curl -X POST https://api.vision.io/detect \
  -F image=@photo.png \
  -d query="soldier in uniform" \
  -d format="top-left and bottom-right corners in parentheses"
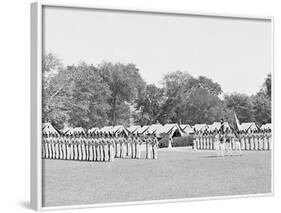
top-left (218, 131), bottom-right (225, 157)
top-left (268, 129), bottom-right (272, 150)
top-left (92, 133), bottom-right (97, 161)
top-left (130, 134), bottom-right (135, 158)
top-left (135, 133), bottom-right (141, 159)
top-left (62, 134), bottom-right (67, 160)
top-left (125, 134), bottom-right (130, 157)
top-left (75, 133), bottom-right (80, 160)
top-left (108, 133), bottom-right (114, 162)
top-left (152, 134), bottom-right (158, 160)
top-left (54, 133), bottom-right (58, 159)
top-left (86, 133), bottom-right (90, 161)
top-left (119, 134), bottom-right (125, 158)
top-left (214, 130), bottom-right (220, 156)
top-left (42, 133), bottom-right (46, 158)
top-left (88, 133), bottom-right (93, 161)
top-left (263, 130), bottom-right (269, 150)
top-left (114, 133), bottom-right (118, 158)
top-left (145, 134), bottom-right (151, 159)
top-left (258, 130), bottom-right (264, 150)
top-left (76, 133), bottom-right (81, 160)
top-left (240, 131), bottom-right (245, 150)
top-left (102, 133), bottom-right (108, 161)
top-left (44, 133), bottom-right (50, 159)
top-left (95, 132), bottom-right (101, 161)
top-left (225, 128), bottom-right (232, 156)
top-left (99, 132), bottom-right (104, 161)
top-left (65, 134), bottom-right (71, 160)
top-left (59, 135), bottom-right (64, 160)
top-left (49, 133), bottom-right (54, 159)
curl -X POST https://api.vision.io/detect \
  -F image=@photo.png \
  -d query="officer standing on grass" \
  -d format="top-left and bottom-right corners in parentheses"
top-left (152, 133), bottom-right (158, 160)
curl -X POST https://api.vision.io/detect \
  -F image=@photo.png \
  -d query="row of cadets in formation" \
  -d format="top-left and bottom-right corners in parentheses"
top-left (42, 131), bottom-right (159, 162)
top-left (193, 128), bottom-right (272, 151)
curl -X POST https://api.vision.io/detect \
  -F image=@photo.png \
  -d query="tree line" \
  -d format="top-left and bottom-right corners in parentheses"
top-left (42, 53), bottom-right (271, 130)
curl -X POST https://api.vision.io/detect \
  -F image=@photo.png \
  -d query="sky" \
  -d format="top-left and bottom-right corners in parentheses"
top-left (42, 6), bottom-right (272, 95)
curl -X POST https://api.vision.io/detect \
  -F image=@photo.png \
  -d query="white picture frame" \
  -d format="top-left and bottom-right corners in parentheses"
top-left (31, 1), bottom-right (274, 211)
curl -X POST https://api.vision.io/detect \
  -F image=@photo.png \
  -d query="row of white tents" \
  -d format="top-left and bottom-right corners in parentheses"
top-left (42, 122), bottom-right (272, 138)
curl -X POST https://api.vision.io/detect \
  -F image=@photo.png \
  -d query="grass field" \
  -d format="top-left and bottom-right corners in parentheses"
top-left (42, 148), bottom-right (271, 207)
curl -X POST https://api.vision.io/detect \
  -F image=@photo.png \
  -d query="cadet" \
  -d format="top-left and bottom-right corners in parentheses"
top-left (126, 134), bottom-right (132, 158)
top-left (65, 134), bottom-right (70, 160)
top-left (44, 133), bottom-right (50, 159)
top-left (49, 133), bottom-right (54, 159)
top-left (59, 135), bottom-right (63, 160)
top-left (74, 134), bottom-right (79, 160)
top-left (92, 133), bottom-right (97, 161)
top-left (152, 134), bottom-right (158, 160)
top-left (225, 129), bottom-right (232, 156)
top-left (95, 133), bottom-right (101, 161)
top-left (99, 132), bottom-right (104, 161)
top-left (136, 134), bottom-right (140, 158)
top-left (145, 134), bottom-right (151, 159)
top-left (108, 133), bottom-right (114, 162)
top-left (42, 133), bottom-right (46, 158)
top-left (88, 133), bottom-right (93, 161)
top-left (218, 131), bottom-right (225, 157)
top-left (214, 130), bottom-right (220, 156)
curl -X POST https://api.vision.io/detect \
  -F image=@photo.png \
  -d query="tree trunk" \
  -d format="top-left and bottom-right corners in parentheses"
top-left (112, 97), bottom-right (117, 126)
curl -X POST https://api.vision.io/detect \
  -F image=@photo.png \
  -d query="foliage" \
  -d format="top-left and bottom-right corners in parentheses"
top-left (223, 93), bottom-right (254, 123)
top-left (42, 53), bottom-right (272, 130)
top-left (97, 62), bottom-right (146, 125)
top-left (158, 136), bottom-right (194, 148)
top-left (134, 84), bottom-right (165, 125)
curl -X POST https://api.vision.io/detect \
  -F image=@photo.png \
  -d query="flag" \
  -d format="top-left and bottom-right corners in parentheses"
top-left (229, 110), bottom-right (240, 138)
top-left (234, 111), bottom-right (240, 132)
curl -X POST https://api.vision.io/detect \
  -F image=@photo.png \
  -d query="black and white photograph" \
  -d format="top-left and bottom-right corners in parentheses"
top-left (39, 4), bottom-right (272, 208)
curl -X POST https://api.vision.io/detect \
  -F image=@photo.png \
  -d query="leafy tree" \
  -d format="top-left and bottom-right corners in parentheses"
top-left (251, 92), bottom-right (271, 126)
top-left (135, 84), bottom-right (165, 125)
top-left (223, 93), bottom-right (254, 122)
top-left (42, 60), bottom-right (111, 129)
top-left (261, 73), bottom-right (271, 99)
top-left (98, 62), bottom-right (146, 125)
top-left (160, 71), bottom-right (222, 124)
top-left (179, 87), bottom-right (223, 125)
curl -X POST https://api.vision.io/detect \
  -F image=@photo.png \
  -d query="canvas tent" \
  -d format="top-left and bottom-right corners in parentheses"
top-left (145, 124), bottom-right (163, 135)
top-left (180, 124), bottom-right (194, 134)
top-left (193, 124), bottom-right (209, 132)
top-left (126, 125), bottom-right (141, 134)
top-left (88, 127), bottom-right (99, 133)
top-left (64, 127), bottom-right (85, 135)
top-left (155, 123), bottom-right (185, 138)
top-left (112, 125), bottom-right (129, 135)
top-left (98, 126), bottom-right (114, 134)
top-left (208, 122), bottom-right (231, 131)
top-left (239, 122), bottom-right (258, 132)
top-left (136, 125), bottom-right (150, 134)
top-left (260, 123), bottom-right (272, 130)
top-left (42, 122), bottom-right (60, 135)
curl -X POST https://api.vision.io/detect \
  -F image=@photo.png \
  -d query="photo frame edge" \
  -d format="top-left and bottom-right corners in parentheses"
top-left (31, 1), bottom-right (275, 211)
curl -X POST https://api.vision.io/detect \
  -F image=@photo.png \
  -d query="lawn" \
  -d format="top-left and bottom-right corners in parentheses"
top-left (42, 148), bottom-right (271, 207)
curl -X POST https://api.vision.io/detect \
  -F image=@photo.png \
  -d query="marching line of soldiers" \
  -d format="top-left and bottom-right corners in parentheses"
top-left (42, 132), bottom-right (159, 162)
top-left (193, 128), bottom-right (272, 152)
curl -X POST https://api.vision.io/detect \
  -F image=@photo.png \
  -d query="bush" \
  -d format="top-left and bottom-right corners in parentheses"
top-left (158, 136), bottom-right (194, 148)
